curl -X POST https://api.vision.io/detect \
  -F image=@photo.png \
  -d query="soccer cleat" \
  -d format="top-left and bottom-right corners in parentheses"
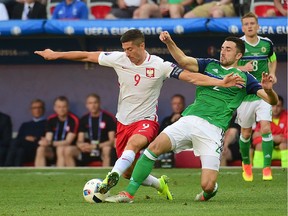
top-left (157, 175), bottom-right (173, 200)
top-left (262, 167), bottom-right (273, 181)
top-left (98, 172), bottom-right (120, 194)
top-left (242, 163), bottom-right (253, 182)
top-left (195, 183), bottom-right (218, 201)
top-left (105, 191), bottom-right (134, 203)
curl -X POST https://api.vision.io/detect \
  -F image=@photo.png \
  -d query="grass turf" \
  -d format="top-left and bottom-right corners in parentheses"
top-left (0, 168), bottom-right (287, 216)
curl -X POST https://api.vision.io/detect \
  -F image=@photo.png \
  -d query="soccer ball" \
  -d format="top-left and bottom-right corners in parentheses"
top-left (83, 178), bottom-right (110, 203)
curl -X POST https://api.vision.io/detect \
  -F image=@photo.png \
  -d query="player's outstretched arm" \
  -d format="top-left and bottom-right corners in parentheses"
top-left (159, 31), bottom-right (198, 72)
top-left (179, 70), bottom-right (245, 87)
top-left (34, 49), bottom-right (101, 63)
top-left (257, 73), bottom-right (278, 105)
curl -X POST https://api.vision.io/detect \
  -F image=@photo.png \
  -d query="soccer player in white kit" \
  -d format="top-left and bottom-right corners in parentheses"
top-left (35, 29), bottom-right (244, 198)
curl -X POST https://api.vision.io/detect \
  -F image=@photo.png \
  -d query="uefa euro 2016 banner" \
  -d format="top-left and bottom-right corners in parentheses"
top-left (0, 18), bottom-right (287, 36)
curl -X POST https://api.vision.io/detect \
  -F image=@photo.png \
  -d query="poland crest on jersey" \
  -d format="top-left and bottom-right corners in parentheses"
top-left (146, 68), bottom-right (155, 78)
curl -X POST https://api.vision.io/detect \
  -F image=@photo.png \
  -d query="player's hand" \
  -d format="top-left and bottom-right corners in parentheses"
top-left (159, 31), bottom-right (173, 45)
top-left (269, 73), bottom-right (277, 84)
top-left (25, 135), bottom-right (36, 142)
top-left (38, 137), bottom-right (50, 146)
top-left (222, 73), bottom-right (245, 88)
top-left (34, 49), bottom-right (57, 60)
top-left (261, 72), bottom-right (274, 91)
top-left (244, 61), bottom-right (253, 72)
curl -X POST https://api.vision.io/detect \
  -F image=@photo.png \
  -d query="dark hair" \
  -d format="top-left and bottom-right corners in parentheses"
top-left (171, 94), bottom-right (185, 103)
top-left (86, 93), bottom-right (101, 102)
top-left (120, 29), bottom-right (145, 46)
top-left (241, 12), bottom-right (258, 24)
top-left (278, 95), bottom-right (284, 104)
top-left (224, 36), bottom-right (245, 56)
top-left (30, 99), bottom-right (45, 112)
top-left (54, 96), bottom-right (69, 105)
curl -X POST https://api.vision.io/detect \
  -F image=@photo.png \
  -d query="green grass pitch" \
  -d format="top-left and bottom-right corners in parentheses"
top-left (0, 168), bottom-right (287, 216)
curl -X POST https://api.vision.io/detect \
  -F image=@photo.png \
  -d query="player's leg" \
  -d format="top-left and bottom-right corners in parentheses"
top-left (195, 166), bottom-right (219, 201)
top-left (190, 118), bottom-right (222, 201)
top-left (105, 117), bottom-right (193, 203)
top-left (105, 133), bottom-right (174, 203)
top-left (257, 101), bottom-right (273, 180)
top-left (237, 101), bottom-right (257, 181)
top-left (279, 142), bottom-right (288, 168)
top-left (99, 120), bottom-right (159, 194)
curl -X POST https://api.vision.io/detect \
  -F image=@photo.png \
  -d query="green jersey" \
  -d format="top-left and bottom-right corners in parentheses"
top-left (182, 58), bottom-right (262, 131)
top-left (238, 36), bottom-right (274, 102)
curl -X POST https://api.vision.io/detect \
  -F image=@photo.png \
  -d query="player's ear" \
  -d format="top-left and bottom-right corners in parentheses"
top-left (236, 52), bottom-right (243, 61)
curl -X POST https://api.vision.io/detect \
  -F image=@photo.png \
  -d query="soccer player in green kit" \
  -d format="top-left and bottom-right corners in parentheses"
top-left (237, 12), bottom-right (277, 181)
top-left (105, 31), bottom-right (278, 203)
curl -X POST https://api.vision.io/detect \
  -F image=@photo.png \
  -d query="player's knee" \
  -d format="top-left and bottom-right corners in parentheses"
top-left (36, 146), bottom-right (45, 155)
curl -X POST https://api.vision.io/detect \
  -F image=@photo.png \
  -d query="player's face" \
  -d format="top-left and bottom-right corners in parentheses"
top-left (272, 100), bottom-right (283, 117)
top-left (171, 97), bottom-right (185, 114)
top-left (86, 96), bottom-right (100, 114)
top-left (30, 102), bottom-right (45, 118)
top-left (122, 41), bottom-right (145, 65)
top-left (242, 17), bottom-right (259, 37)
top-left (220, 41), bottom-right (242, 67)
top-left (54, 100), bottom-right (69, 117)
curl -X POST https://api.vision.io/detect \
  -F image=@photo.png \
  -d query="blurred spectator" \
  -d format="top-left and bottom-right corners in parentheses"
top-left (105, 0), bottom-right (143, 19)
top-left (5, 99), bottom-right (46, 166)
top-left (184, 0), bottom-right (235, 18)
top-left (0, 2), bottom-right (9, 20)
top-left (67, 94), bottom-right (116, 167)
top-left (220, 113), bottom-right (242, 166)
top-left (0, 111), bottom-right (12, 166)
top-left (11, 0), bottom-right (47, 19)
top-left (252, 95), bottom-right (288, 168)
top-left (159, 94), bottom-right (186, 132)
top-left (34, 96), bottom-right (79, 167)
top-left (52, 0), bottom-right (88, 19)
top-left (266, 0), bottom-right (287, 17)
top-left (133, 0), bottom-right (196, 18)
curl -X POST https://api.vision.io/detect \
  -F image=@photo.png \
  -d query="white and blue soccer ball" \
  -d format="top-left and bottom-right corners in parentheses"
top-left (83, 178), bottom-right (110, 203)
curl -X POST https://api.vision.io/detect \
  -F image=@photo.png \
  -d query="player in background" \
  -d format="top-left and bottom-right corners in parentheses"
top-left (104, 32), bottom-right (278, 203)
top-left (237, 12), bottom-right (277, 181)
top-left (252, 95), bottom-right (288, 168)
top-left (35, 29), bottom-right (244, 198)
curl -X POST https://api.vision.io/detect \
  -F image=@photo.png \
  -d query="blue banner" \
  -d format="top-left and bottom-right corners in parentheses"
top-left (44, 18), bottom-right (208, 36)
top-left (0, 18), bottom-right (287, 36)
top-left (0, 20), bottom-right (45, 36)
top-left (207, 17), bottom-right (288, 35)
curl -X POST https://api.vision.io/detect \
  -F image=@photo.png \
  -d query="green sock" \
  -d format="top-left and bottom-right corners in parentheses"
top-left (253, 150), bottom-right (264, 168)
top-left (280, 149), bottom-right (288, 168)
top-left (262, 133), bottom-right (273, 167)
top-left (239, 135), bottom-right (251, 164)
top-left (126, 149), bottom-right (157, 196)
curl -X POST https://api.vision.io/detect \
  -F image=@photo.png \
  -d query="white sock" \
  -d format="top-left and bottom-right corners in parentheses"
top-left (111, 150), bottom-right (135, 176)
top-left (141, 174), bottom-right (160, 190)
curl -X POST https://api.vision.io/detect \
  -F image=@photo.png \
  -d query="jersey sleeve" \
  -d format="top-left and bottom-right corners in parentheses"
top-left (98, 51), bottom-right (122, 67)
top-left (196, 58), bottom-right (218, 74)
top-left (165, 62), bottom-right (184, 79)
top-left (245, 72), bottom-right (262, 95)
top-left (68, 115), bottom-right (79, 134)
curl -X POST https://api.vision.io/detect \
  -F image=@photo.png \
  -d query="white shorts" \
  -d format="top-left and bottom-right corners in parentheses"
top-left (236, 100), bottom-right (272, 128)
top-left (162, 116), bottom-right (224, 171)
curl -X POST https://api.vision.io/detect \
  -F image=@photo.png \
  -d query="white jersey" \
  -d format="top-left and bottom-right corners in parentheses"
top-left (98, 51), bottom-right (178, 125)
